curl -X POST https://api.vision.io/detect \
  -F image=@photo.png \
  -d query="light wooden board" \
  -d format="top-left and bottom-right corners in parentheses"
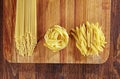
top-left (3, 0), bottom-right (111, 63)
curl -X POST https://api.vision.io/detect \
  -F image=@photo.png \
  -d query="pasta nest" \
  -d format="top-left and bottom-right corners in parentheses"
top-left (71, 22), bottom-right (107, 56)
top-left (44, 25), bottom-right (69, 52)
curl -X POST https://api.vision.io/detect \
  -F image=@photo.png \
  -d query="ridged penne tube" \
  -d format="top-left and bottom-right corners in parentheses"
top-left (71, 22), bottom-right (106, 56)
top-left (15, 0), bottom-right (37, 56)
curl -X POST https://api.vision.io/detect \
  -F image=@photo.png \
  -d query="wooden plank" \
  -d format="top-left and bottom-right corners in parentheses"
top-left (3, 0), bottom-right (111, 63)
top-left (19, 64), bottom-right (35, 79)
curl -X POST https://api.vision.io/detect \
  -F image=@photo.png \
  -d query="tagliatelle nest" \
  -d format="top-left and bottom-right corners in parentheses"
top-left (44, 25), bottom-right (69, 52)
top-left (71, 22), bottom-right (107, 56)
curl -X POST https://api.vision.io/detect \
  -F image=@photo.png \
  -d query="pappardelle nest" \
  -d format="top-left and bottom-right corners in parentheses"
top-left (44, 25), bottom-right (69, 52)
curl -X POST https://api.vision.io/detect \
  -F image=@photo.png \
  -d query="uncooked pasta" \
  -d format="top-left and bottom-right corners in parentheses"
top-left (71, 22), bottom-right (106, 56)
top-left (15, 0), bottom-right (37, 56)
top-left (44, 25), bottom-right (69, 52)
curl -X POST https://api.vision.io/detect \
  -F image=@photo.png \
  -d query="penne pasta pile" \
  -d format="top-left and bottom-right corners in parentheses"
top-left (44, 25), bottom-right (69, 52)
top-left (71, 22), bottom-right (106, 56)
top-left (15, 0), bottom-right (37, 56)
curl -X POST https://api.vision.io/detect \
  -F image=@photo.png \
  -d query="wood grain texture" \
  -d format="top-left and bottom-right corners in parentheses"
top-left (0, 0), bottom-right (120, 78)
top-left (3, 0), bottom-right (111, 64)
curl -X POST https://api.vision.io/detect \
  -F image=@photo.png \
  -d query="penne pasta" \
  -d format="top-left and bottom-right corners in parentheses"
top-left (71, 22), bottom-right (106, 56)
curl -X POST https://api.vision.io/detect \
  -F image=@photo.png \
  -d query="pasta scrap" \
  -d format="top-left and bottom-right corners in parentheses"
top-left (71, 22), bottom-right (106, 56)
top-left (44, 25), bottom-right (69, 52)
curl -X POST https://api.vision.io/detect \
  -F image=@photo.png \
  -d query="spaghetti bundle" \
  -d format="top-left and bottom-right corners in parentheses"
top-left (71, 22), bottom-right (106, 56)
top-left (44, 25), bottom-right (69, 52)
top-left (15, 0), bottom-right (37, 56)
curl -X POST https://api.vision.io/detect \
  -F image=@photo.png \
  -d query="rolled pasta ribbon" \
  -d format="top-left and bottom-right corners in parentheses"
top-left (71, 22), bottom-right (106, 56)
top-left (44, 25), bottom-right (69, 52)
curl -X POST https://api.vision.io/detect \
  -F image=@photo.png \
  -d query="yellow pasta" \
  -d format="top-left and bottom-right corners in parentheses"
top-left (71, 22), bottom-right (106, 56)
top-left (44, 25), bottom-right (69, 52)
top-left (15, 0), bottom-right (37, 56)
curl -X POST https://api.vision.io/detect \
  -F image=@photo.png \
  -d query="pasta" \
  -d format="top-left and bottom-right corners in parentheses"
top-left (71, 22), bottom-right (106, 56)
top-left (15, 0), bottom-right (37, 56)
top-left (44, 25), bottom-right (69, 52)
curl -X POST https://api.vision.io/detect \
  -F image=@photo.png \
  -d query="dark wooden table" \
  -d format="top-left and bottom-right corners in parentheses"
top-left (0, 0), bottom-right (120, 79)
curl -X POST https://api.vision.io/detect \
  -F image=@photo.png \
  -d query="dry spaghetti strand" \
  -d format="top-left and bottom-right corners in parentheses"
top-left (15, 0), bottom-right (37, 56)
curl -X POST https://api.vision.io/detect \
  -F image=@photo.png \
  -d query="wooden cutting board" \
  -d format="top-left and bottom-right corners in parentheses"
top-left (3, 0), bottom-right (111, 63)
